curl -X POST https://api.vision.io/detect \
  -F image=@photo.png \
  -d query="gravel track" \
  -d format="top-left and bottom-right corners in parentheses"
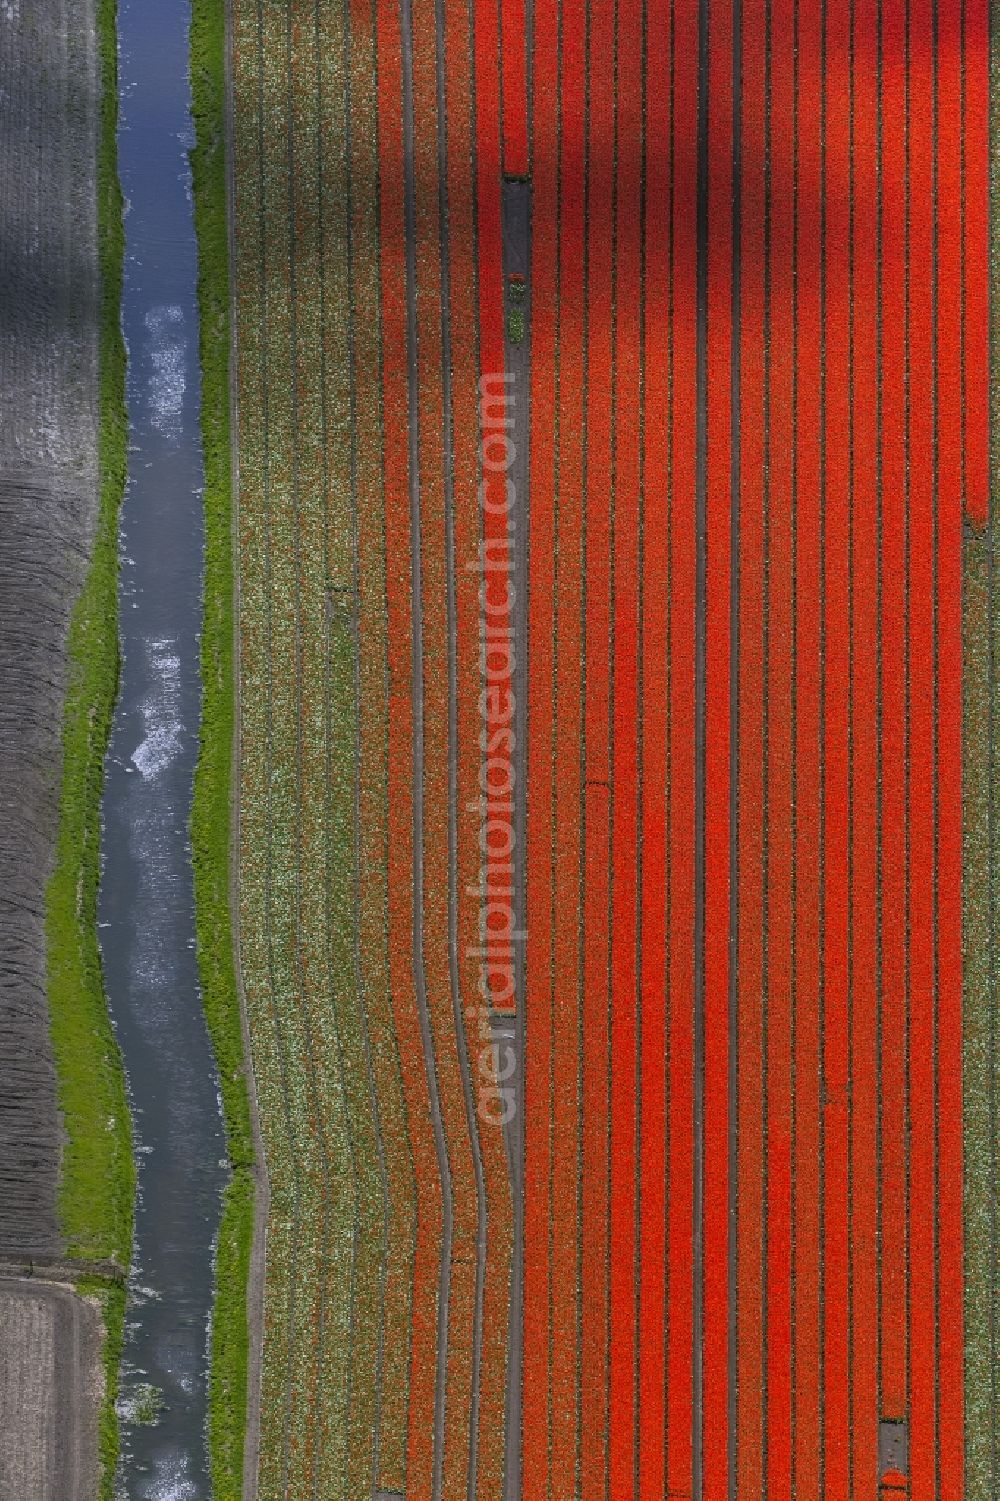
top-left (0, 0), bottom-right (99, 1257)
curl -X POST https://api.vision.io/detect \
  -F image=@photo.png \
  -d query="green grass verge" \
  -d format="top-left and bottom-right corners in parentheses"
top-left (190, 0), bottom-right (257, 1494)
top-left (45, 0), bottom-right (132, 1268)
top-left (76, 1277), bottom-right (127, 1501)
top-left (45, 7), bottom-right (133, 1495)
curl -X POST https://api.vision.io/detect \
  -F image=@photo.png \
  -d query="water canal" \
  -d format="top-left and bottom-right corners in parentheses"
top-left (98, 0), bottom-right (227, 1493)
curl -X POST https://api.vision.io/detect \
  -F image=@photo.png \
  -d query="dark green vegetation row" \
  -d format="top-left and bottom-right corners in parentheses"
top-left (190, 0), bottom-right (257, 1494)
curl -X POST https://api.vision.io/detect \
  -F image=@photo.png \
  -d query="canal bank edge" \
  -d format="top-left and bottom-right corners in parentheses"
top-left (190, 0), bottom-right (262, 1496)
top-left (44, 0), bottom-right (133, 1491)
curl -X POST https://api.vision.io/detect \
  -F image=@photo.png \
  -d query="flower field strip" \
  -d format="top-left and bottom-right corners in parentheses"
top-left (822, 0), bottom-right (853, 1480)
top-left (347, 0), bottom-right (420, 1483)
top-left (763, 0), bottom-right (796, 1480)
top-left (964, 67), bottom-right (1000, 1478)
top-left (233, 0), bottom-right (357, 1494)
top-left (233, 0), bottom-right (444, 1493)
top-left (882, 0), bottom-right (970, 1483)
top-left (638, 0), bottom-right (670, 1486)
top-left (289, 4), bottom-right (358, 1486)
top-left (920, 0), bottom-right (972, 1475)
top-left (550, 0), bottom-right (587, 1487)
top-left (934, 6), bottom-right (970, 1482)
top-left (666, 0), bottom-right (699, 1484)
top-left (964, 0), bottom-right (989, 531)
top-left (879, 0), bottom-right (909, 1426)
top-left (234, 9), bottom-right (341, 1497)
top-left (580, 0), bottom-right (614, 1481)
top-left (725, 1), bottom-right (975, 1485)
top-left (432, 0), bottom-right (518, 1478)
top-left (471, 56), bottom-right (514, 1450)
top-left (288, 0), bottom-right (374, 1489)
top-left (316, 0), bottom-right (396, 1487)
top-left (523, 0), bottom-right (558, 1488)
top-left (791, 0), bottom-right (823, 1488)
top-left (937, 0), bottom-right (975, 1478)
top-left (701, 0), bottom-right (734, 1488)
top-left (376, 0), bottom-right (445, 1481)
top-left (446, 0), bottom-right (515, 1482)
top-left (452, 0), bottom-right (516, 1477)
top-left (500, 0), bottom-right (528, 174)
top-left (474, 0), bottom-right (512, 758)
top-left (224, 0), bottom-right (986, 1490)
top-left (848, 0), bottom-right (881, 1481)
top-left (410, 0), bottom-right (483, 1488)
top-left (608, 0), bottom-right (643, 1478)
top-left (735, 0), bottom-right (766, 1482)
top-left (469, 15), bottom-right (517, 1492)
top-left (302, 4), bottom-right (386, 1485)
top-left (231, 10), bottom-right (307, 1491)
top-left (907, 0), bottom-right (939, 1484)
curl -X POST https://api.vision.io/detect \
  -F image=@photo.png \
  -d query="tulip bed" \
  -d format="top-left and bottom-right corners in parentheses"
top-left (450, 0), bottom-right (514, 1493)
top-left (224, 0), bottom-right (987, 1494)
top-left (230, 0), bottom-right (516, 1495)
top-left (410, 0), bottom-right (481, 1494)
top-left (349, 0), bottom-right (420, 1485)
top-left (518, 0), bottom-right (980, 1497)
top-left (232, 3), bottom-right (357, 1495)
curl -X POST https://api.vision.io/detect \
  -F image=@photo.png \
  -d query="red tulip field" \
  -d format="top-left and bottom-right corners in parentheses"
top-left (228, 0), bottom-right (997, 1493)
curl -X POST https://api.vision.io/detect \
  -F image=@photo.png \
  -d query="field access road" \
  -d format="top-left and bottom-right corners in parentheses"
top-left (0, 1279), bottom-right (101, 1501)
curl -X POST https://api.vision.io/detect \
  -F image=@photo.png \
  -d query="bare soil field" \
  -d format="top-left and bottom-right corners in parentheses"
top-left (0, 1278), bottom-right (102, 1501)
top-left (0, 0), bottom-right (100, 1252)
